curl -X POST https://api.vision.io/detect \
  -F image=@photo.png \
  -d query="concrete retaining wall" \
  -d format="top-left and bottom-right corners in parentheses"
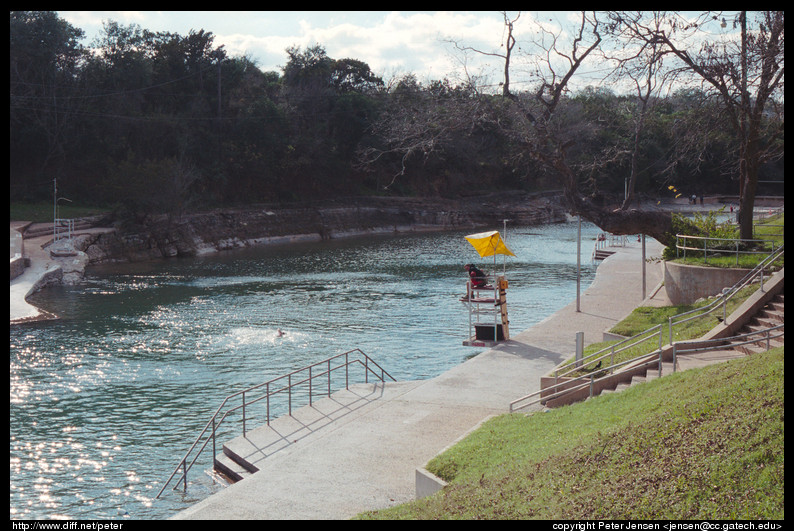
top-left (415, 468), bottom-right (448, 499)
top-left (664, 261), bottom-right (750, 305)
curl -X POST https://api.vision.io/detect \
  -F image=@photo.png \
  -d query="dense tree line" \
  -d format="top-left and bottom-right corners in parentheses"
top-left (10, 11), bottom-right (783, 223)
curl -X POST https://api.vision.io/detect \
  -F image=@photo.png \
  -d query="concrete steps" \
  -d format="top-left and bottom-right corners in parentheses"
top-left (594, 292), bottom-right (783, 398)
top-left (212, 381), bottom-right (423, 484)
top-left (729, 293), bottom-right (784, 355)
top-left (593, 249), bottom-right (616, 261)
top-left (599, 363), bottom-right (675, 395)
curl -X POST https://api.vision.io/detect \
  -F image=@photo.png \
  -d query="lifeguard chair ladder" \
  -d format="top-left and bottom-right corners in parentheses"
top-left (462, 275), bottom-right (509, 347)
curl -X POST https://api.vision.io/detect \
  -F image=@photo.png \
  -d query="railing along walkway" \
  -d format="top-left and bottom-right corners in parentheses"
top-left (510, 245), bottom-right (783, 412)
top-left (157, 348), bottom-right (395, 499)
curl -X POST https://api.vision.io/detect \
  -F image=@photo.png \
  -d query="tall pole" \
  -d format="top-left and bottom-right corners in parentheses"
top-left (502, 219), bottom-right (510, 276)
top-left (641, 234), bottom-right (646, 300)
top-left (53, 178), bottom-right (57, 241)
top-left (576, 215), bottom-right (581, 312)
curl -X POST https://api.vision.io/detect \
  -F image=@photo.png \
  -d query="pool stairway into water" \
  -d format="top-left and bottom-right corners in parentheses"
top-left (158, 349), bottom-right (397, 498)
top-left (214, 381), bottom-right (423, 483)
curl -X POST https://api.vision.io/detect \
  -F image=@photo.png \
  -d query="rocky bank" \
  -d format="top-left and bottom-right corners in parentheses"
top-left (80, 192), bottom-right (568, 264)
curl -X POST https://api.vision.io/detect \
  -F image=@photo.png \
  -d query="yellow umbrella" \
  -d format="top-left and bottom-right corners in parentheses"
top-left (464, 230), bottom-right (515, 258)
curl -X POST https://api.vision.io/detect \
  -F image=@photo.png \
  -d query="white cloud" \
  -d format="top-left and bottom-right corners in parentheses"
top-left (57, 11), bottom-right (617, 89)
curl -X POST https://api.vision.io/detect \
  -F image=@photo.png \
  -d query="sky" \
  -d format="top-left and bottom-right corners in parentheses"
top-left (57, 11), bottom-right (588, 89)
top-left (57, 11), bottom-right (744, 95)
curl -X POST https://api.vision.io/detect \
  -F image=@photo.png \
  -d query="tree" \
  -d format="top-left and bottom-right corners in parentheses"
top-left (448, 11), bottom-right (521, 98)
top-left (609, 11), bottom-right (785, 240)
top-left (468, 11), bottom-right (681, 243)
top-left (10, 11), bottom-right (86, 198)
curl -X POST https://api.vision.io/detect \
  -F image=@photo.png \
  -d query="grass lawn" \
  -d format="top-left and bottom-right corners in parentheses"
top-left (10, 201), bottom-right (111, 223)
top-left (356, 253), bottom-right (784, 520)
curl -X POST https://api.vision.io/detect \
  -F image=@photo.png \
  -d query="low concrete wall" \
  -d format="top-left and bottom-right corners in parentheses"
top-left (664, 261), bottom-right (750, 305)
top-left (10, 256), bottom-right (26, 281)
top-left (415, 414), bottom-right (496, 500)
top-left (415, 468), bottom-right (447, 499)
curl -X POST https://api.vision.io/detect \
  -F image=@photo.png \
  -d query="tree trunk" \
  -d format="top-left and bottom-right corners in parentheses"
top-left (569, 193), bottom-right (676, 248)
top-left (737, 128), bottom-right (761, 240)
top-left (553, 153), bottom-right (678, 247)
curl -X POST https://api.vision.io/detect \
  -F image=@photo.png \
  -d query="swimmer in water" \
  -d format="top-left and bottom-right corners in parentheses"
top-left (276, 328), bottom-right (285, 337)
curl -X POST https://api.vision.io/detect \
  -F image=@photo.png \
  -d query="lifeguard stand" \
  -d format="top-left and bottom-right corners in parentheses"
top-left (461, 230), bottom-right (515, 347)
top-left (462, 274), bottom-right (509, 347)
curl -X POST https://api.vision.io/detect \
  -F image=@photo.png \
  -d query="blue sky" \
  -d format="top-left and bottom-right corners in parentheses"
top-left (58, 11), bottom-right (578, 86)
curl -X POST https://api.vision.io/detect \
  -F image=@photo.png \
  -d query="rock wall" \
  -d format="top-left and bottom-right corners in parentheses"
top-left (82, 192), bottom-right (568, 264)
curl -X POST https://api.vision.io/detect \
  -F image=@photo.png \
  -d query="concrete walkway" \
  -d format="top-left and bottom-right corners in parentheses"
top-left (10, 225), bottom-right (60, 323)
top-left (173, 239), bottom-right (668, 520)
top-left (10, 223), bottom-right (115, 324)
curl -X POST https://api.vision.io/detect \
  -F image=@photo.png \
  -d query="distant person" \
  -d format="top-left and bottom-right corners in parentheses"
top-left (464, 264), bottom-right (487, 288)
top-left (276, 328), bottom-right (285, 338)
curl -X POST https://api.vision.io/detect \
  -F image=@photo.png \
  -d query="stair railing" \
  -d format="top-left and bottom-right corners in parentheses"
top-left (551, 325), bottom-right (664, 383)
top-left (156, 348), bottom-right (395, 499)
top-left (510, 347), bottom-right (667, 412)
top-left (512, 245), bottom-right (783, 413)
top-left (672, 324), bottom-right (784, 366)
top-left (510, 321), bottom-right (783, 413)
top-left (667, 244), bottom-right (783, 342)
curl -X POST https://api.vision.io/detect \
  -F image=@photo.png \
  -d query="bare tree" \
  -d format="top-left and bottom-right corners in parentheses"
top-left (447, 11), bottom-right (521, 98)
top-left (602, 14), bottom-right (669, 210)
top-left (609, 11), bottom-right (785, 240)
top-left (496, 12), bottom-right (679, 242)
top-left (361, 12), bottom-right (746, 246)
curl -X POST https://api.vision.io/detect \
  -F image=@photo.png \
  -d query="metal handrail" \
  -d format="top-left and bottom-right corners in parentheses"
top-left (510, 323), bottom-right (784, 413)
top-left (552, 324), bottom-right (664, 382)
top-left (552, 245), bottom-right (783, 381)
top-left (510, 347), bottom-right (667, 412)
top-left (673, 324), bottom-right (784, 363)
top-left (54, 218), bottom-right (74, 242)
top-left (156, 348), bottom-right (395, 499)
top-left (676, 233), bottom-right (778, 264)
top-left (516, 245), bottom-right (784, 412)
top-left (667, 245), bottom-right (783, 342)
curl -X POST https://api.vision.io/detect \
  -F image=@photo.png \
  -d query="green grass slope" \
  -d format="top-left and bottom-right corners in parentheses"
top-left (358, 347), bottom-right (784, 520)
